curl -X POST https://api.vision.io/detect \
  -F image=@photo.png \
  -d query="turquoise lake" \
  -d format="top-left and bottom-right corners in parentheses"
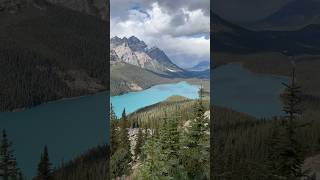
top-left (212, 63), bottom-right (289, 118)
top-left (0, 92), bottom-right (108, 179)
top-left (110, 81), bottom-right (200, 117)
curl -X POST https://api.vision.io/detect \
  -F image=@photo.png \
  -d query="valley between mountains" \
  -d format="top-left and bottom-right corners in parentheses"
top-left (110, 36), bottom-right (209, 96)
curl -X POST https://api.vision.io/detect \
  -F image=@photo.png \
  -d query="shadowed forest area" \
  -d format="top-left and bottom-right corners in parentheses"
top-left (211, 68), bottom-right (320, 180)
top-left (0, 0), bottom-right (109, 112)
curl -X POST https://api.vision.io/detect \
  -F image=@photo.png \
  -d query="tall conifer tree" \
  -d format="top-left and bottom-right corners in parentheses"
top-left (110, 104), bottom-right (118, 155)
top-left (181, 86), bottom-right (209, 179)
top-left (36, 146), bottom-right (52, 180)
top-left (267, 67), bottom-right (307, 180)
top-left (159, 114), bottom-right (187, 179)
top-left (0, 130), bottom-right (21, 180)
top-left (119, 109), bottom-right (130, 152)
top-left (134, 136), bottom-right (166, 180)
top-left (280, 67), bottom-right (305, 179)
top-left (110, 108), bottom-right (132, 178)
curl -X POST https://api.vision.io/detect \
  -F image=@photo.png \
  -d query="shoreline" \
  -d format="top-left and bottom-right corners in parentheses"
top-left (1, 90), bottom-right (109, 113)
top-left (214, 62), bottom-right (290, 80)
top-left (110, 78), bottom-right (208, 97)
top-left (110, 80), bottom-right (203, 98)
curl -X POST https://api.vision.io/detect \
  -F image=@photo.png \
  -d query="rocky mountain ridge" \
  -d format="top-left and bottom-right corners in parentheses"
top-left (111, 36), bottom-right (184, 74)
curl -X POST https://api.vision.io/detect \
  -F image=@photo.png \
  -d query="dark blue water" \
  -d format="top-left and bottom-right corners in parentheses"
top-left (0, 92), bottom-right (108, 179)
top-left (212, 63), bottom-right (289, 118)
top-left (110, 81), bottom-right (199, 117)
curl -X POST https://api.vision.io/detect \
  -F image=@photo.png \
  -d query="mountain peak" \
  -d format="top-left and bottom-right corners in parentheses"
top-left (128, 36), bottom-right (140, 41)
top-left (126, 36), bottom-right (147, 52)
top-left (147, 46), bottom-right (182, 71)
top-left (149, 46), bottom-right (160, 51)
top-left (111, 36), bottom-right (125, 47)
top-left (111, 36), bottom-right (121, 40)
top-left (110, 36), bottom-right (183, 73)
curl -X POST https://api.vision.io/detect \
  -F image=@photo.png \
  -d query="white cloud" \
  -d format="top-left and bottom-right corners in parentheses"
top-left (111, 2), bottom-right (210, 68)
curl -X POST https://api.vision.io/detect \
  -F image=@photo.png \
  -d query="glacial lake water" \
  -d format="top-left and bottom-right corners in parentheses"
top-left (110, 81), bottom-right (200, 117)
top-left (212, 63), bottom-right (289, 118)
top-left (0, 92), bottom-right (109, 179)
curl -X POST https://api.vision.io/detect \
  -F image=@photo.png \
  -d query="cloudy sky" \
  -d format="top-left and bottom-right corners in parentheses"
top-left (110, 0), bottom-right (210, 68)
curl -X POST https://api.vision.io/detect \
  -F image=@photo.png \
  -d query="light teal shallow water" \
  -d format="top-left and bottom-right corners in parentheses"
top-left (212, 63), bottom-right (289, 118)
top-left (110, 81), bottom-right (200, 117)
top-left (0, 92), bottom-right (108, 179)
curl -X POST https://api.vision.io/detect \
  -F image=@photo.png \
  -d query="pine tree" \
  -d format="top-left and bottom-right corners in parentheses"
top-left (119, 109), bottom-right (131, 152)
top-left (110, 104), bottom-right (118, 155)
top-left (110, 147), bottom-right (132, 178)
top-left (0, 130), bottom-right (10, 180)
top-left (110, 108), bottom-right (132, 178)
top-left (0, 130), bottom-right (22, 180)
top-left (36, 146), bottom-right (52, 180)
top-left (267, 67), bottom-right (307, 180)
top-left (279, 67), bottom-right (305, 179)
top-left (159, 114), bottom-right (187, 179)
top-left (134, 136), bottom-right (166, 180)
top-left (181, 86), bottom-right (209, 180)
top-left (10, 156), bottom-right (20, 180)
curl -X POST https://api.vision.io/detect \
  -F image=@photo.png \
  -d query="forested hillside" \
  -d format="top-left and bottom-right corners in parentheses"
top-left (211, 70), bottom-right (320, 179)
top-left (0, 1), bottom-right (108, 111)
top-left (110, 62), bottom-right (176, 96)
top-left (52, 145), bottom-right (109, 180)
top-left (110, 89), bottom-right (210, 179)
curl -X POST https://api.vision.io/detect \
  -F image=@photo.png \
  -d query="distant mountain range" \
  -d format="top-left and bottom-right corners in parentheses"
top-left (249, 0), bottom-right (320, 30)
top-left (187, 61), bottom-right (210, 71)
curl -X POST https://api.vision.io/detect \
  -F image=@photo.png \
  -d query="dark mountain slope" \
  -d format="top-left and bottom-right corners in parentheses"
top-left (45, 0), bottom-right (108, 19)
top-left (0, 2), bottom-right (108, 111)
top-left (213, 11), bottom-right (320, 55)
top-left (146, 46), bottom-right (184, 71)
top-left (110, 62), bottom-right (176, 95)
top-left (251, 0), bottom-right (320, 30)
